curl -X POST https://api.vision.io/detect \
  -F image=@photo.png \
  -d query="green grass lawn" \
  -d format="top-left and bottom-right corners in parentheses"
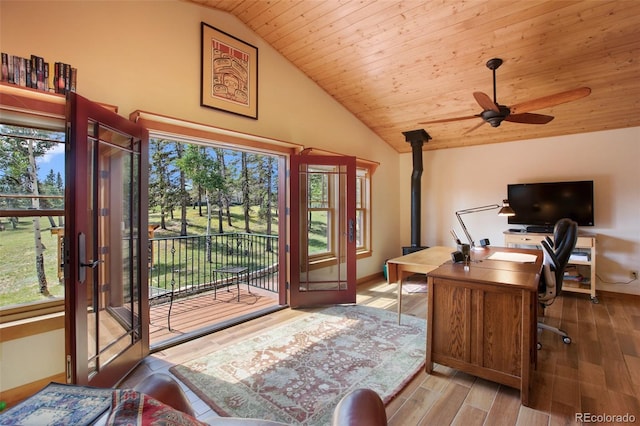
top-left (1, 206), bottom-right (282, 308)
top-left (0, 217), bottom-right (64, 306)
top-left (1, 204), bottom-right (332, 308)
top-left (149, 205), bottom-right (278, 238)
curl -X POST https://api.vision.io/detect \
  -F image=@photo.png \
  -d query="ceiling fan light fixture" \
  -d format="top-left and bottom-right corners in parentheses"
top-left (480, 106), bottom-right (511, 127)
top-left (418, 59), bottom-right (590, 133)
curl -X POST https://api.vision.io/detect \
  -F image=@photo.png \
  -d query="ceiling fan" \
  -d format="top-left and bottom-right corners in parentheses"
top-left (420, 58), bottom-right (591, 133)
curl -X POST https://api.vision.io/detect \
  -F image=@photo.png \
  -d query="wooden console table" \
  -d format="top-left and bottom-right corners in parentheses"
top-left (504, 230), bottom-right (597, 303)
top-left (425, 246), bottom-right (542, 406)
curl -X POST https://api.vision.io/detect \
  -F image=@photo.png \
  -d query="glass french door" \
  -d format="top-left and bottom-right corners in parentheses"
top-left (65, 92), bottom-right (149, 387)
top-left (289, 155), bottom-right (356, 308)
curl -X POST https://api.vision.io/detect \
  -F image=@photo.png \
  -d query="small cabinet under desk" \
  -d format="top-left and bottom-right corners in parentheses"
top-left (504, 231), bottom-right (598, 303)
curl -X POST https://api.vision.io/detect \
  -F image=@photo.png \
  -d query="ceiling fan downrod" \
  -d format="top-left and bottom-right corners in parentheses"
top-left (483, 58), bottom-right (508, 126)
top-left (486, 58), bottom-right (503, 104)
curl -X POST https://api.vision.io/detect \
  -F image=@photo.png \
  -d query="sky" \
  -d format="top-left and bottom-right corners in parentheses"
top-left (38, 143), bottom-right (65, 181)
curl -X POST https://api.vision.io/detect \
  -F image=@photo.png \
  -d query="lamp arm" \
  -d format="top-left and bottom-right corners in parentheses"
top-left (455, 204), bottom-right (500, 247)
top-left (455, 204), bottom-right (500, 215)
top-left (455, 211), bottom-right (475, 247)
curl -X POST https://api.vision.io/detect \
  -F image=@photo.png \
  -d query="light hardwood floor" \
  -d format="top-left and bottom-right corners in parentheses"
top-left (122, 278), bottom-right (640, 425)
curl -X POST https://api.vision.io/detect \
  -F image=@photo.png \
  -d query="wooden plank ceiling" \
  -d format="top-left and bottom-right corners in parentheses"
top-left (189, 0), bottom-right (640, 153)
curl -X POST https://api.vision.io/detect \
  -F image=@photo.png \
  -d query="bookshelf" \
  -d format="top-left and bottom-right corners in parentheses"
top-left (1, 52), bottom-right (76, 95)
top-left (504, 231), bottom-right (598, 303)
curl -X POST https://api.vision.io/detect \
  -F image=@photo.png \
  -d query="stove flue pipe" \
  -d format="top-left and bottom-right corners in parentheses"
top-left (402, 129), bottom-right (431, 248)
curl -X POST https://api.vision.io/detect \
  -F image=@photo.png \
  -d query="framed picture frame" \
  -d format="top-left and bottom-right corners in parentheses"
top-left (201, 22), bottom-right (258, 119)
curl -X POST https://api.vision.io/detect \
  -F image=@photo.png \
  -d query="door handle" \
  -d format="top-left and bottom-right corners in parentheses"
top-left (78, 233), bottom-right (102, 283)
top-left (348, 219), bottom-right (355, 243)
top-left (80, 260), bottom-right (102, 268)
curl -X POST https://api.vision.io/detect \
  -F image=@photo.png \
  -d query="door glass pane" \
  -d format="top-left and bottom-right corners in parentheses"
top-left (87, 121), bottom-right (141, 378)
top-left (355, 209), bottom-right (364, 248)
top-left (307, 169), bottom-right (329, 255)
top-left (297, 163), bottom-right (348, 292)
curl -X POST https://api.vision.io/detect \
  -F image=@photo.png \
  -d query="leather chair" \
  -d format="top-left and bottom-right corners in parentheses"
top-left (133, 373), bottom-right (388, 426)
top-left (537, 218), bottom-right (578, 349)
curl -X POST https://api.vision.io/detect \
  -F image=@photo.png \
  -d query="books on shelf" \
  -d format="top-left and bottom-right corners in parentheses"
top-left (569, 252), bottom-right (590, 262)
top-left (564, 265), bottom-right (583, 281)
top-left (0, 51), bottom-right (77, 94)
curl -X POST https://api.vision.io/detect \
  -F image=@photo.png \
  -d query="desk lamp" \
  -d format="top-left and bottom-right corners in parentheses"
top-left (456, 199), bottom-right (515, 250)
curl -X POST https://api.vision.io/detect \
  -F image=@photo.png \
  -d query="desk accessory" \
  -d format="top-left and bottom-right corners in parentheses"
top-left (451, 251), bottom-right (465, 263)
top-left (456, 199), bottom-right (514, 250)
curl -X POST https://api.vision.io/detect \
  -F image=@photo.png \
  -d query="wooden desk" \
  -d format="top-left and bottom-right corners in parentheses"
top-left (386, 246), bottom-right (454, 323)
top-left (425, 247), bottom-right (542, 407)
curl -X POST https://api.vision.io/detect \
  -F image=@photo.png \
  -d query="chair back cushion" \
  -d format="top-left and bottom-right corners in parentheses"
top-left (539, 218), bottom-right (578, 304)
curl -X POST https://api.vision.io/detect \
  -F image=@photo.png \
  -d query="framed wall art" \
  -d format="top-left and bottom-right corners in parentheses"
top-left (201, 22), bottom-right (258, 119)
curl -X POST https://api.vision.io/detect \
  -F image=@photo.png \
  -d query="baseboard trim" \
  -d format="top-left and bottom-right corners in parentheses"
top-left (357, 271), bottom-right (385, 285)
top-left (597, 290), bottom-right (640, 301)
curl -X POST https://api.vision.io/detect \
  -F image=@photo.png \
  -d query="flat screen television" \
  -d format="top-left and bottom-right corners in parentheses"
top-left (507, 180), bottom-right (594, 232)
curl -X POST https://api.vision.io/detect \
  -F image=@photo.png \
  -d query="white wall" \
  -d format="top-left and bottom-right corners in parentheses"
top-left (399, 127), bottom-right (640, 295)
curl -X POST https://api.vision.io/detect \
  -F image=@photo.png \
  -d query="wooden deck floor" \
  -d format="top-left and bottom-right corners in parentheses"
top-left (150, 286), bottom-right (281, 347)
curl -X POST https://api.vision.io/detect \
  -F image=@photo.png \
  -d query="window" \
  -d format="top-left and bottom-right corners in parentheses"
top-left (355, 167), bottom-right (371, 257)
top-left (307, 165), bottom-right (372, 266)
top-left (0, 123), bottom-right (66, 320)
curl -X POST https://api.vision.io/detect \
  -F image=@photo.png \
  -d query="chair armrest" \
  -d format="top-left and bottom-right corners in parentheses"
top-left (332, 388), bottom-right (387, 426)
top-left (132, 376), bottom-right (387, 426)
top-left (133, 373), bottom-right (196, 418)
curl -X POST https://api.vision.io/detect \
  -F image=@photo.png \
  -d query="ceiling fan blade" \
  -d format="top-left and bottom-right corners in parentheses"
top-left (419, 115), bottom-right (479, 124)
top-left (473, 92), bottom-right (499, 112)
top-left (509, 87), bottom-right (591, 114)
top-left (464, 120), bottom-right (486, 134)
top-left (505, 112), bottom-right (555, 124)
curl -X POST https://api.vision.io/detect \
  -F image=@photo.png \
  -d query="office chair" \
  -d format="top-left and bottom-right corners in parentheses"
top-left (537, 218), bottom-right (578, 349)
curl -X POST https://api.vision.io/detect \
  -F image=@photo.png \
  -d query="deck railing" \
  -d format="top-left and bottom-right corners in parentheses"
top-left (148, 232), bottom-right (279, 304)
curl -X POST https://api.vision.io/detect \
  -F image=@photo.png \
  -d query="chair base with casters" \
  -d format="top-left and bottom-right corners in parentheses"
top-left (537, 322), bottom-right (571, 350)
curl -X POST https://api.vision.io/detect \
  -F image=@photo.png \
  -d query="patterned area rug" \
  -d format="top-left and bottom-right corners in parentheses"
top-left (170, 305), bottom-right (426, 425)
top-left (0, 382), bottom-right (112, 426)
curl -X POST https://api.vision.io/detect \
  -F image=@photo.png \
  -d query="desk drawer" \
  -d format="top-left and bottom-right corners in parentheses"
top-left (504, 234), bottom-right (545, 246)
top-left (504, 233), bottom-right (595, 249)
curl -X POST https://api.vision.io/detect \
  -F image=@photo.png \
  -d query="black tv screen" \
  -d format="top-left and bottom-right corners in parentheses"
top-left (507, 180), bottom-right (594, 228)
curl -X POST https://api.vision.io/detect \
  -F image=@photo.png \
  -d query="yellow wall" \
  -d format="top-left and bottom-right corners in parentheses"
top-left (0, 0), bottom-right (401, 396)
top-left (1, 330), bottom-right (65, 390)
top-left (0, 0), bottom-right (402, 280)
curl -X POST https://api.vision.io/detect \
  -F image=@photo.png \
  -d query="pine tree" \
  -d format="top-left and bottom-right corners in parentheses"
top-left (149, 139), bottom-right (179, 230)
top-left (175, 145), bottom-right (224, 261)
